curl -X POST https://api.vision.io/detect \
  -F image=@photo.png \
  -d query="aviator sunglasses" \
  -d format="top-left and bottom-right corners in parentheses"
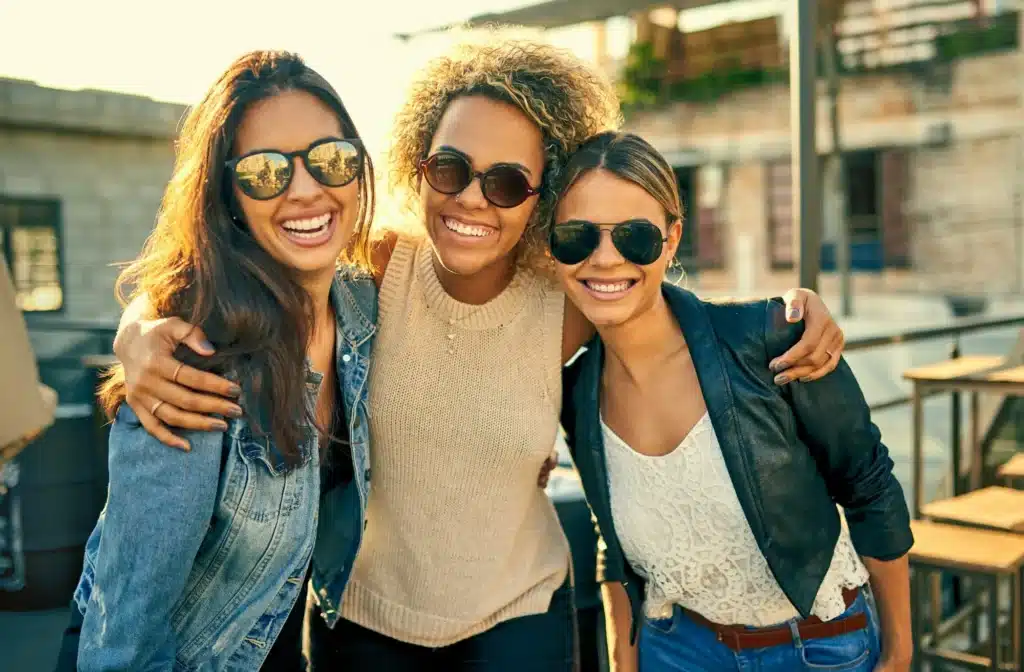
top-left (549, 219), bottom-right (670, 266)
top-left (226, 138), bottom-right (364, 201)
top-left (419, 151), bottom-right (541, 208)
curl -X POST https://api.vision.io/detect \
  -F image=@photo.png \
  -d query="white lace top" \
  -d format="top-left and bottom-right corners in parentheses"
top-left (603, 412), bottom-right (869, 626)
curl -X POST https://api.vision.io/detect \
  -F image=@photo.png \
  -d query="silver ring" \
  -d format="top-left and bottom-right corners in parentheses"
top-left (151, 400), bottom-right (165, 417)
top-left (172, 362), bottom-right (185, 384)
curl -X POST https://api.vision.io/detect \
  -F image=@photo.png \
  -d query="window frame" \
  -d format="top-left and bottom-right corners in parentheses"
top-left (0, 196), bottom-right (66, 315)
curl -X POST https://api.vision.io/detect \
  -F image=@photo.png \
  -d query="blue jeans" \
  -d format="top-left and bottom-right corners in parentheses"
top-left (639, 591), bottom-right (882, 671)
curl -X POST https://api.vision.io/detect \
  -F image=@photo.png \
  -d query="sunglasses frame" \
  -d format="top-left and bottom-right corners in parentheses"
top-left (549, 219), bottom-right (670, 266)
top-left (419, 151), bottom-right (541, 209)
top-left (225, 137), bottom-right (364, 201)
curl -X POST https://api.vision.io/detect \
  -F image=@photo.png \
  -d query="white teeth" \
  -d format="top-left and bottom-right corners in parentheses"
top-left (444, 217), bottom-right (493, 238)
top-left (282, 213), bottom-right (331, 232)
top-left (585, 280), bottom-right (632, 293)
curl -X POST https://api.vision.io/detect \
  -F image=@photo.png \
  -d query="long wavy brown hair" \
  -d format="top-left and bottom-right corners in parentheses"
top-left (100, 50), bottom-right (375, 465)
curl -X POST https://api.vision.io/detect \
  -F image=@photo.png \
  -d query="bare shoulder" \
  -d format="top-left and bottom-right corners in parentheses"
top-left (369, 231), bottom-right (400, 290)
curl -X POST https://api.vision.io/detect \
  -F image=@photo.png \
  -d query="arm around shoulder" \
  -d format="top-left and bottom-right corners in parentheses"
top-left (763, 300), bottom-right (913, 561)
top-left (77, 403), bottom-right (225, 670)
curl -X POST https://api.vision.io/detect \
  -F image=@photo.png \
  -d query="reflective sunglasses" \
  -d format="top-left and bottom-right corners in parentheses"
top-left (419, 151), bottom-right (541, 208)
top-left (549, 219), bottom-right (669, 266)
top-left (226, 138), bottom-right (363, 201)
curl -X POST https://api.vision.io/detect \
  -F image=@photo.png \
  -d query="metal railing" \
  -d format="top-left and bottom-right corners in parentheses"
top-left (847, 311), bottom-right (1024, 500)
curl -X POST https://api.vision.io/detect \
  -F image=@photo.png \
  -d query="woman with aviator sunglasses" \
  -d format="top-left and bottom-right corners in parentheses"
top-left (53, 51), bottom-right (379, 670)
top-left (106, 40), bottom-right (847, 670)
top-left (555, 132), bottom-right (913, 672)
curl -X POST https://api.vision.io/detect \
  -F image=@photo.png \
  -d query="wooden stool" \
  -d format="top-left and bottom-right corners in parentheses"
top-left (1000, 455), bottom-right (1024, 488)
top-left (921, 486), bottom-right (1024, 533)
top-left (910, 520), bottom-right (1024, 671)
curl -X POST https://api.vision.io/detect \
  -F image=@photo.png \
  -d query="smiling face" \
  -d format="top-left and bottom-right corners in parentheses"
top-left (420, 95), bottom-right (545, 278)
top-left (231, 89), bottom-right (359, 285)
top-left (554, 168), bottom-right (681, 328)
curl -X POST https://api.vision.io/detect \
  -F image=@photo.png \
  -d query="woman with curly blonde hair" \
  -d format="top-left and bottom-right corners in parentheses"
top-left (109, 37), bottom-right (844, 670)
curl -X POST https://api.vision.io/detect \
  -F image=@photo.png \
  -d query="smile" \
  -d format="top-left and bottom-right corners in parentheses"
top-left (443, 216), bottom-right (495, 239)
top-left (580, 278), bottom-right (638, 300)
top-left (279, 212), bottom-right (336, 247)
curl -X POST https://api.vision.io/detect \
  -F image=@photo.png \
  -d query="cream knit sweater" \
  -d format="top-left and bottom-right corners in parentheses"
top-left (340, 235), bottom-right (571, 647)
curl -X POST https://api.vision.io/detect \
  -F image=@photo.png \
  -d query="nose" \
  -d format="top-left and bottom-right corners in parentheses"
top-left (455, 174), bottom-right (488, 210)
top-left (588, 228), bottom-right (625, 268)
top-left (286, 158), bottom-right (323, 202)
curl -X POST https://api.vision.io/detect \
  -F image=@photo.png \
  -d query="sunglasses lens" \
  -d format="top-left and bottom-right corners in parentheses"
top-left (550, 223), bottom-right (600, 265)
top-left (233, 152), bottom-right (292, 200)
top-left (482, 167), bottom-right (533, 208)
top-left (424, 153), bottom-right (471, 194)
top-left (613, 221), bottom-right (665, 265)
top-left (306, 140), bottom-right (362, 187)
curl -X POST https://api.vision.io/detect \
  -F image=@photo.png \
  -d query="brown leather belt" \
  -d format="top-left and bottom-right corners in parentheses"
top-left (681, 586), bottom-right (866, 652)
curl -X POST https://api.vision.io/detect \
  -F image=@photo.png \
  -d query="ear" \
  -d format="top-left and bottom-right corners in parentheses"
top-left (665, 217), bottom-right (683, 259)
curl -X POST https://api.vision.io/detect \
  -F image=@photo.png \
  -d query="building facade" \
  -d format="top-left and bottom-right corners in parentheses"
top-left (0, 78), bottom-right (185, 322)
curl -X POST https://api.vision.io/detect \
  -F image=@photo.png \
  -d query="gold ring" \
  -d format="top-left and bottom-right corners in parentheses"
top-left (151, 400), bottom-right (165, 416)
top-left (825, 349), bottom-right (834, 358)
top-left (172, 361), bottom-right (185, 384)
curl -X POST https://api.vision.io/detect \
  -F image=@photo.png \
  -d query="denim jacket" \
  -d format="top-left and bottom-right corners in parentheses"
top-left (561, 284), bottom-right (914, 643)
top-left (73, 271), bottom-right (377, 671)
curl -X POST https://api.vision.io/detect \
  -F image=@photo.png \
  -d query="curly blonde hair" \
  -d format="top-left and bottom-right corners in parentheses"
top-left (388, 36), bottom-right (622, 269)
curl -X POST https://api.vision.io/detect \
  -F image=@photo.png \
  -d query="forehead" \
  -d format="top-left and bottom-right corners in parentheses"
top-left (234, 89), bottom-right (343, 155)
top-left (557, 169), bottom-right (666, 224)
top-left (429, 95), bottom-right (544, 172)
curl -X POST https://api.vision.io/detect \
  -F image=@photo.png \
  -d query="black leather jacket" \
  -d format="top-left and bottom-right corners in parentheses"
top-left (560, 284), bottom-right (914, 642)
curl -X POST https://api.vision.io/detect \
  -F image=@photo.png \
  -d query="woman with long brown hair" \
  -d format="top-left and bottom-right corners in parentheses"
top-left (61, 50), bottom-right (378, 669)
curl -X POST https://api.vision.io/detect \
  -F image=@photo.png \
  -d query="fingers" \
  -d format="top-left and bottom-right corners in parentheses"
top-left (800, 329), bottom-right (845, 383)
top-left (125, 393), bottom-right (191, 451)
top-left (154, 375), bottom-right (241, 416)
top-left (175, 323), bottom-right (216, 356)
top-left (155, 402), bottom-right (229, 433)
top-left (770, 334), bottom-right (815, 375)
top-left (131, 351), bottom-right (239, 410)
top-left (537, 456), bottom-right (557, 488)
top-left (781, 289), bottom-right (807, 323)
top-left (774, 327), bottom-right (845, 385)
top-left (173, 363), bottom-right (242, 398)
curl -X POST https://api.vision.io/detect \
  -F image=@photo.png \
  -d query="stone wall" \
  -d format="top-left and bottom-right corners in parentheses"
top-left (0, 79), bottom-right (185, 321)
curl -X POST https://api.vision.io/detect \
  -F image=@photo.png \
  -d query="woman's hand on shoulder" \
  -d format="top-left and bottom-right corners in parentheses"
top-left (115, 296), bottom-right (243, 451)
top-left (769, 288), bottom-right (845, 385)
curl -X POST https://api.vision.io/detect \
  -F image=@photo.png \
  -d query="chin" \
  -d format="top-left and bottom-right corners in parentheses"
top-left (584, 307), bottom-right (636, 329)
top-left (432, 244), bottom-right (501, 278)
top-left (283, 248), bottom-right (343, 276)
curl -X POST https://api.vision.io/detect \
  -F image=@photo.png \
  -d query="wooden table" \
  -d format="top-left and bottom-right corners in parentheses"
top-left (920, 486), bottom-right (1024, 532)
top-left (903, 356), bottom-right (1024, 518)
top-left (1000, 454), bottom-right (1024, 486)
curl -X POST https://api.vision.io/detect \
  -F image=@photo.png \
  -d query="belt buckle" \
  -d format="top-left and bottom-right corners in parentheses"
top-left (716, 629), bottom-right (742, 652)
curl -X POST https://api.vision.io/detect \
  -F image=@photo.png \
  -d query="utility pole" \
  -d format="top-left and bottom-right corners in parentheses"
top-left (821, 2), bottom-right (852, 316)
top-left (790, 0), bottom-right (822, 291)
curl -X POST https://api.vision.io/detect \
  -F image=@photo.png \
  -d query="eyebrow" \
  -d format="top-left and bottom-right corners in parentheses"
top-left (556, 218), bottom-right (657, 227)
top-left (436, 145), bottom-right (533, 176)
top-left (235, 136), bottom-right (345, 159)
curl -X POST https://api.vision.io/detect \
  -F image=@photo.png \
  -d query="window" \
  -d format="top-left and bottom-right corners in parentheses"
top-left (673, 165), bottom-right (725, 272)
top-left (0, 198), bottom-right (64, 312)
top-left (673, 167), bottom-right (698, 266)
top-left (765, 159), bottom-right (794, 269)
top-left (767, 151), bottom-right (910, 272)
